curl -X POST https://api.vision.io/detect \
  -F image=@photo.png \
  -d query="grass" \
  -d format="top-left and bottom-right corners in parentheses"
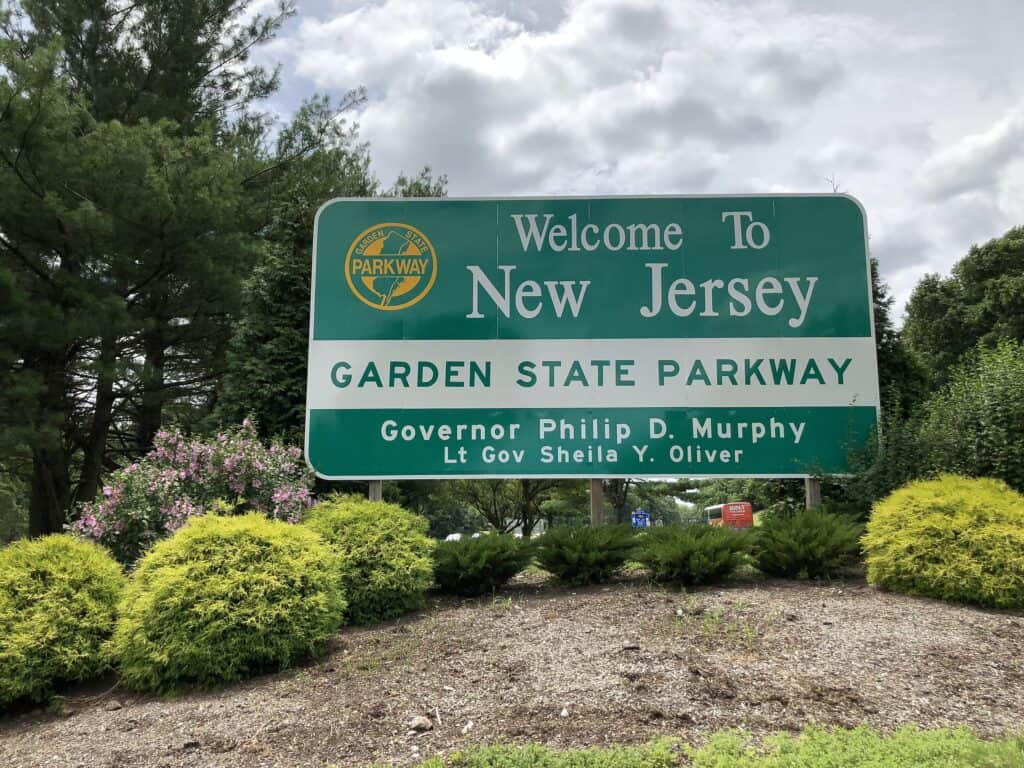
top-left (384, 727), bottom-right (1024, 767)
top-left (489, 595), bottom-right (517, 611)
top-left (339, 616), bottom-right (441, 678)
top-left (666, 598), bottom-right (763, 656)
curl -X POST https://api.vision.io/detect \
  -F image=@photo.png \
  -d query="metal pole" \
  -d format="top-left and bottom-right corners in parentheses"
top-left (804, 477), bottom-right (822, 509)
top-left (368, 480), bottom-right (383, 501)
top-left (590, 478), bottom-right (604, 526)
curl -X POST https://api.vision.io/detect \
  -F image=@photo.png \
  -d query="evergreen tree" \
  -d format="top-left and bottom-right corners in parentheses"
top-left (215, 133), bottom-right (447, 443)
top-left (0, 0), bottom-right (309, 532)
top-left (870, 258), bottom-right (929, 417)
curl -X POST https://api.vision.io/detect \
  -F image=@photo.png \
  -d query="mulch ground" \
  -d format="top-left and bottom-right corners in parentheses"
top-left (2, 574), bottom-right (1023, 767)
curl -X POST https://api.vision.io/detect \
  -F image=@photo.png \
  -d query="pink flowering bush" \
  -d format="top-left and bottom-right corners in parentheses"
top-left (70, 420), bottom-right (313, 564)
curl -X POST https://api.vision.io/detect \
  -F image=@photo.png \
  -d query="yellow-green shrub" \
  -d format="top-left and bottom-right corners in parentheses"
top-left (110, 513), bottom-right (344, 693)
top-left (863, 475), bottom-right (1024, 608)
top-left (304, 495), bottom-right (434, 625)
top-left (0, 535), bottom-right (124, 706)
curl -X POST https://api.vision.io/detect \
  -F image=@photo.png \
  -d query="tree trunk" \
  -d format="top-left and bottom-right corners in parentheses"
top-left (136, 322), bottom-right (167, 451)
top-left (29, 446), bottom-right (70, 535)
top-left (76, 335), bottom-right (118, 505)
top-left (606, 478), bottom-right (630, 523)
top-left (27, 352), bottom-right (72, 535)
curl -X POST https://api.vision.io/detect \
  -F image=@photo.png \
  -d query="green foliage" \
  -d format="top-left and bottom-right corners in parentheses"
top-left (215, 96), bottom-right (378, 444)
top-left (870, 259), bottom-right (930, 417)
top-left (755, 509), bottom-right (863, 579)
top-left (863, 475), bottom-right (1024, 608)
top-left (0, 467), bottom-right (28, 543)
top-left (0, 535), bottom-right (124, 706)
top-left (837, 339), bottom-right (1024, 508)
top-left (0, 28), bottom-right (269, 533)
top-left (392, 480), bottom-right (487, 539)
top-left (830, 406), bottom-right (925, 514)
top-left (216, 139), bottom-right (447, 444)
top-left (399, 738), bottom-right (680, 768)
top-left (304, 495), bottom-right (434, 625)
top-left (388, 166), bottom-right (449, 197)
top-left (905, 225), bottom-right (1024, 383)
top-left (636, 525), bottom-right (752, 586)
top-left (447, 479), bottom-right (563, 537)
top-left (686, 726), bottom-right (1024, 767)
top-left (433, 535), bottom-right (535, 596)
top-left (537, 480), bottom-right (590, 528)
top-left (110, 513), bottom-right (344, 693)
top-left (916, 341), bottom-right (1024, 491)
top-left (535, 524), bottom-right (637, 585)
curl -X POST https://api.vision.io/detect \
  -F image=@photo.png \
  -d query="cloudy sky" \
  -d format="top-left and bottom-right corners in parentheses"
top-left (256, 0), bottom-right (1024, 317)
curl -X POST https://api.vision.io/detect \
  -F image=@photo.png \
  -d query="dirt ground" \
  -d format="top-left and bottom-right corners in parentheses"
top-left (2, 574), bottom-right (1023, 768)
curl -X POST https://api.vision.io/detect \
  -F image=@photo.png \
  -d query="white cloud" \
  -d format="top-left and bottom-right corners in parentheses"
top-left (269, 0), bottom-right (1024, 315)
top-left (919, 108), bottom-right (1024, 200)
top-left (285, 0), bottom-right (885, 194)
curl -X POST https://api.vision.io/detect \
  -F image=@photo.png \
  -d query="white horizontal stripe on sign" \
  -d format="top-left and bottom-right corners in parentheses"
top-left (306, 337), bottom-right (880, 410)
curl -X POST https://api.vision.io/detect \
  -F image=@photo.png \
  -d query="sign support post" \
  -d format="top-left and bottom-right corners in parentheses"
top-left (368, 480), bottom-right (382, 502)
top-left (805, 477), bottom-right (822, 509)
top-left (590, 479), bottom-right (604, 526)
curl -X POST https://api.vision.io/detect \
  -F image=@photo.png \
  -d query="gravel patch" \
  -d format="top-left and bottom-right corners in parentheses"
top-left (2, 576), bottom-right (1022, 767)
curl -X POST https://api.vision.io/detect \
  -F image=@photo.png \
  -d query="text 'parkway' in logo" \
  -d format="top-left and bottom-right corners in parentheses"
top-left (344, 222), bottom-right (437, 311)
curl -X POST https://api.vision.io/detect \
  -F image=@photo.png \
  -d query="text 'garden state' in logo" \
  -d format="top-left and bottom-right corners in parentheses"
top-left (345, 222), bottom-right (437, 311)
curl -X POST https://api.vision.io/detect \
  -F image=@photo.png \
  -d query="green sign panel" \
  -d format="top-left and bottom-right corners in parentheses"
top-left (305, 195), bottom-right (879, 479)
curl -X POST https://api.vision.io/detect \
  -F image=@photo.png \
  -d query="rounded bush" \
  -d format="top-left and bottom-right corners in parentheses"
top-left (756, 509), bottom-right (863, 580)
top-left (636, 525), bottom-right (752, 586)
top-left (110, 513), bottom-right (344, 692)
top-left (863, 475), bottom-right (1024, 608)
top-left (304, 495), bottom-right (434, 625)
top-left (535, 524), bottom-right (637, 586)
top-left (434, 535), bottom-right (534, 596)
top-left (0, 535), bottom-right (124, 706)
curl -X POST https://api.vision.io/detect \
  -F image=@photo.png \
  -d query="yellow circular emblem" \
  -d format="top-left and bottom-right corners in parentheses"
top-left (344, 222), bottom-right (437, 311)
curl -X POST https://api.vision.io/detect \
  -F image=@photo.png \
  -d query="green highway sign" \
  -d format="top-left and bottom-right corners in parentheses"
top-left (305, 195), bottom-right (879, 479)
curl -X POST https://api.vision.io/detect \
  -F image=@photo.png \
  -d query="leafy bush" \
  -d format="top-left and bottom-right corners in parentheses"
top-left (686, 726), bottom-right (1024, 767)
top-left (396, 728), bottom-right (1023, 767)
top-left (433, 535), bottom-right (534, 596)
top-left (1, 535), bottom-right (124, 706)
top-left (70, 420), bottom-right (313, 564)
top-left (862, 475), bottom-right (1024, 608)
top-left (304, 495), bottom-right (434, 625)
top-left (636, 525), bottom-right (751, 586)
top-left (110, 513), bottom-right (344, 692)
top-left (535, 524), bottom-right (637, 585)
top-left (402, 738), bottom-right (679, 767)
top-left (755, 508), bottom-right (863, 579)
top-left (916, 341), bottom-right (1024, 491)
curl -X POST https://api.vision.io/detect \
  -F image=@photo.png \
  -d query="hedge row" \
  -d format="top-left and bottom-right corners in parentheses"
top-left (0, 494), bottom-right (433, 705)
top-left (4, 474), bottom-right (1021, 707)
top-left (434, 511), bottom-right (862, 594)
top-left (437, 475), bottom-right (1024, 608)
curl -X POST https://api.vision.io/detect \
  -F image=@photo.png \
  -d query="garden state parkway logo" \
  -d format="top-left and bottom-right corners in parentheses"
top-left (344, 222), bottom-right (437, 310)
